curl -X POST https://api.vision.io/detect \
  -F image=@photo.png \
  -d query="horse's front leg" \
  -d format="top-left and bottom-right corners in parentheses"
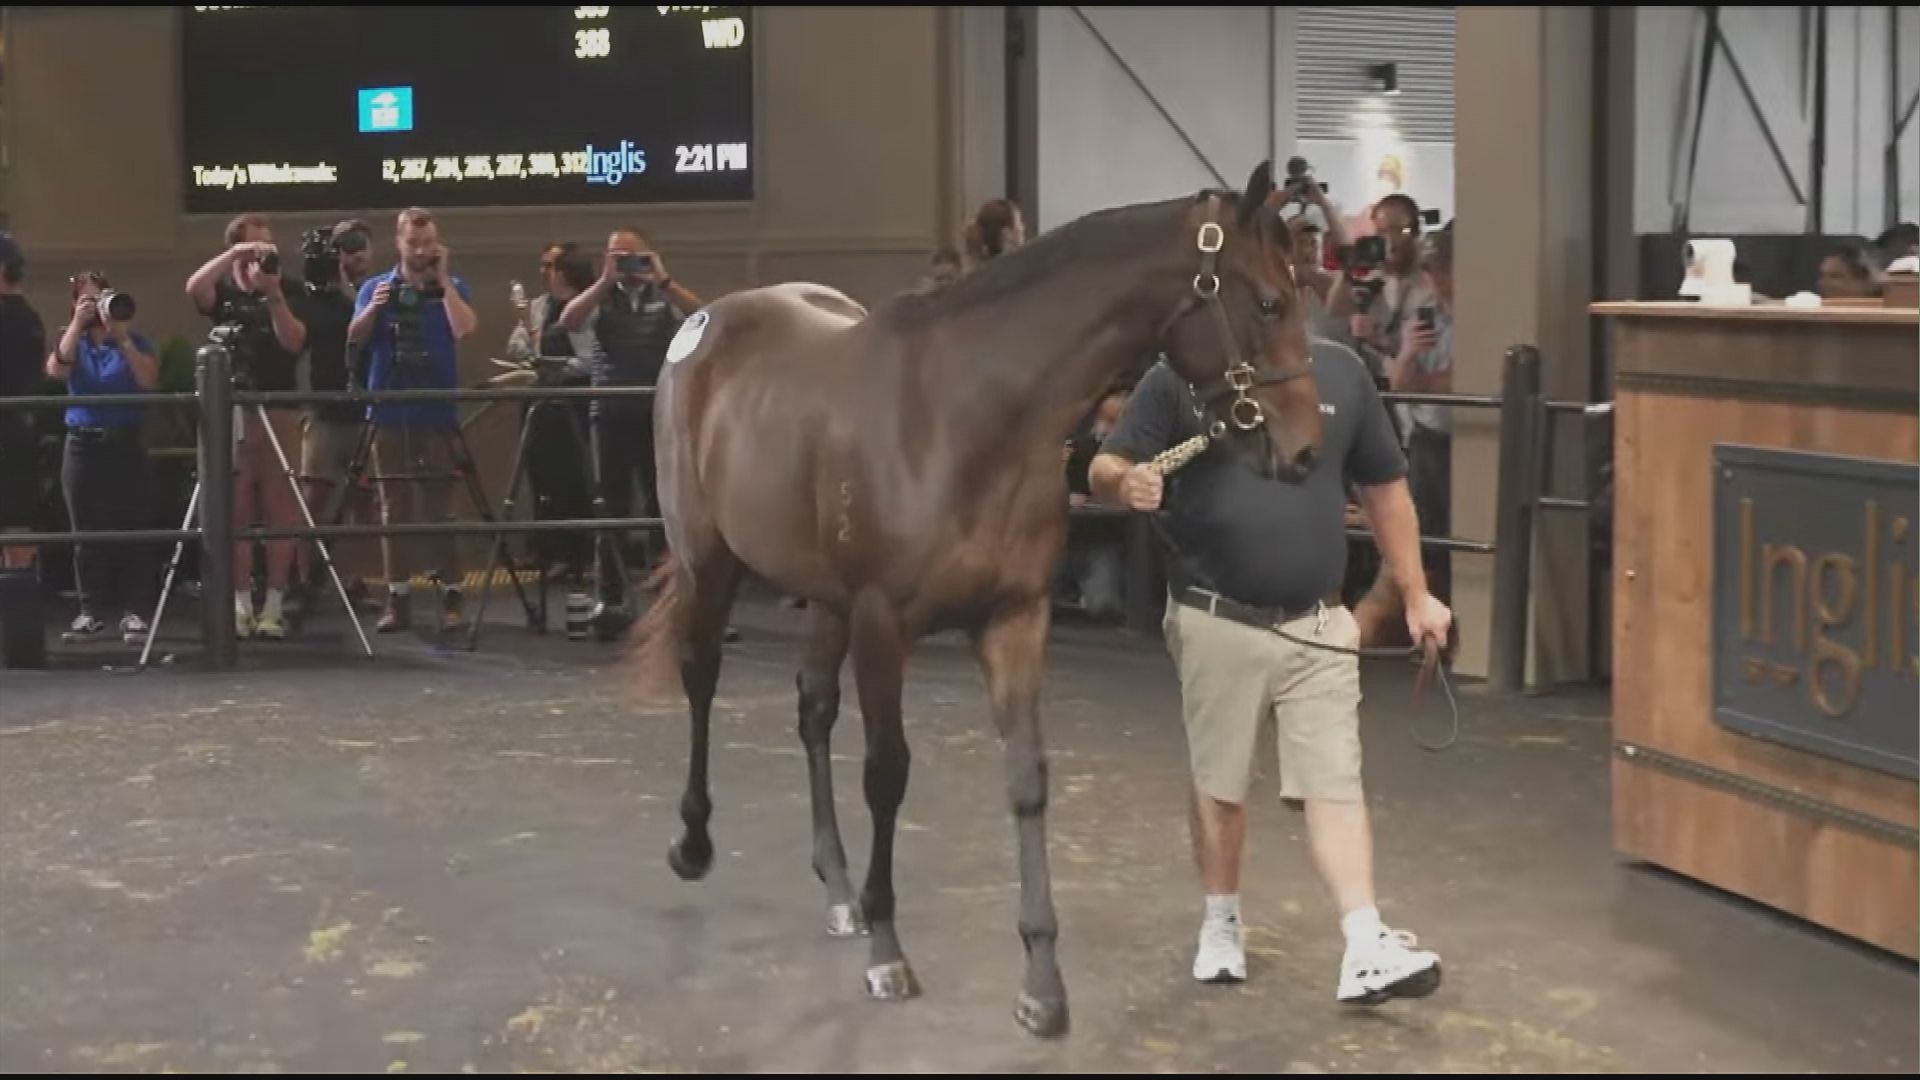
top-left (973, 598), bottom-right (1069, 1037)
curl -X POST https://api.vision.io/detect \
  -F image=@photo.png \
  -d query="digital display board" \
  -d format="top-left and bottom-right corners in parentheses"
top-left (181, 6), bottom-right (753, 213)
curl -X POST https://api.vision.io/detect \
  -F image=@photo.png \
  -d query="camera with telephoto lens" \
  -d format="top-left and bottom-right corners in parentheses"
top-left (95, 289), bottom-right (135, 324)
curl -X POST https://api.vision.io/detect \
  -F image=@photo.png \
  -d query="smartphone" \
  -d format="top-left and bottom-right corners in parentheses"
top-left (1417, 305), bottom-right (1436, 331)
top-left (615, 252), bottom-right (656, 275)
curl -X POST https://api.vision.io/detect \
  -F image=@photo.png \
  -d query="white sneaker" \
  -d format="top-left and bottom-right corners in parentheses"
top-left (119, 613), bottom-right (149, 646)
top-left (1192, 914), bottom-right (1247, 984)
top-left (235, 607), bottom-right (256, 640)
top-left (253, 611), bottom-right (286, 641)
top-left (1337, 926), bottom-right (1442, 1005)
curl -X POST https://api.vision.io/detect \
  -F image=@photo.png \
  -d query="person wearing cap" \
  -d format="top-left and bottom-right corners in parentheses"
top-left (0, 233), bottom-right (48, 572)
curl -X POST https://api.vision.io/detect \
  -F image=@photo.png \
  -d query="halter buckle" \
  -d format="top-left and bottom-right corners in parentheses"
top-left (1197, 222), bottom-right (1224, 254)
top-left (1224, 363), bottom-right (1254, 393)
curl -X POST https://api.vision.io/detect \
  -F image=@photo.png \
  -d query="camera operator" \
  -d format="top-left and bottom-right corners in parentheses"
top-left (185, 212), bottom-right (309, 640)
top-left (0, 233), bottom-right (47, 572)
top-left (1328, 193), bottom-right (1433, 383)
top-left (348, 207), bottom-right (476, 634)
top-left (288, 219), bottom-right (380, 604)
top-left (560, 227), bottom-right (702, 626)
top-left (508, 242), bottom-right (599, 580)
top-left (44, 271), bottom-right (159, 645)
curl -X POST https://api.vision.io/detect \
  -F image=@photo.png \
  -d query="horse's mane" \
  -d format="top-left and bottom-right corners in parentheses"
top-left (879, 190), bottom-right (1246, 329)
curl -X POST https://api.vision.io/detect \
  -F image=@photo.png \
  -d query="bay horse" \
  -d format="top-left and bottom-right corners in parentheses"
top-left (631, 162), bottom-right (1325, 1037)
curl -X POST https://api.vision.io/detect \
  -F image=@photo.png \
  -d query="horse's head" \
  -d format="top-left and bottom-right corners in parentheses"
top-left (1159, 162), bottom-right (1324, 483)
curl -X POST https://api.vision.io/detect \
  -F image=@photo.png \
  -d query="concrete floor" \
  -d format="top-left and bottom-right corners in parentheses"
top-left (1, 598), bottom-right (1914, 1073)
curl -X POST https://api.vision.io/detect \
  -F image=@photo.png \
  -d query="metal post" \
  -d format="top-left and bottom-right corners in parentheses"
top-left (1489, 345), bottom-right (1542, 694)
top-left (196, 345), bottom-right (237, 671)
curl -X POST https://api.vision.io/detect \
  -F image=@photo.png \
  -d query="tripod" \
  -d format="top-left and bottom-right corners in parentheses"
top-left (469, 358), bottom-right (633, 641)
top-left (140, 403), bottom-right (374, 669)
top-left (333, 404), bottom-right (541, 650)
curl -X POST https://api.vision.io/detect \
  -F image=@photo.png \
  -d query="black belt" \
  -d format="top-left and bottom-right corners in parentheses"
top-left (1167, 569), bottom-right (1319, 631)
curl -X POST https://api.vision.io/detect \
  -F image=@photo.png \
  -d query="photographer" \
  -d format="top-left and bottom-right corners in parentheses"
top-left (508, 242), bottom-right (598, 580)
top-left (560, 227), bottom-right (702, 626)
top-left (1328, 193), bottom-right (1433, 383)
top-left (1387, 226), bottom-right (1455, 607)
top-left (186, 212), bottom-right (309, 640)
top-left (289, 219), bottom-right (379, 603)
top-left (348, 207), bottom-right (476, 634)
top-left (0, 233), bottom-right (47, 573)
top-left (44, 272), bottom-right (159, 645)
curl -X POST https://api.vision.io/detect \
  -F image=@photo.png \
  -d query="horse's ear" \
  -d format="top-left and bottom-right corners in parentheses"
top-left (1239, 161), bottom-right (1276, 226)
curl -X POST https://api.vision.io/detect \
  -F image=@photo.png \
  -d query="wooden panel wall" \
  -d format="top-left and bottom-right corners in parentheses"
top-left (1610, 313), bottom-right (1919, 959)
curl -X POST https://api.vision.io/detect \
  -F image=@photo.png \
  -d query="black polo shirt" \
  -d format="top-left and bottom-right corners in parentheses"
top-left (1100, 340), bottom-right (1406, 613)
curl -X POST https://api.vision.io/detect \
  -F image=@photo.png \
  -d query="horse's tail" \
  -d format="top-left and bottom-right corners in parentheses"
top-left (629, 554), bottom-right (686, 703)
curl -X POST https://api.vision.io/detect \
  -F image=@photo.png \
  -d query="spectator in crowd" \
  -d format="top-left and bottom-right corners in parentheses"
top-left (1057, 378), bottom-right (1134, 621)
top-left (1388, 226), bottom-right (1456, 607)
top-left (0, 233), bottom-right (47, 573)
top-left (1815, 244), bottom-right (1881, 300)
top-left (186, 212), bottom-right (309, 640)
top-left (44, 271), bottom-right (160, 646)
top-left (561, 227), bottom-right (703, 630)
top-left (290, 218), bottom-right (379, 613)
top-left (507, 241), bottom-right (600, 581)
top-left (1328, 193), bottom-right (1432, 385)
top-left (963, 199), bottom-right (1026, 269)
top-left (348, 207), bottom-right (476, 635)
top-left (1872, 222), bottom-right (1918, 265)
top-left (922, 248), bottom-right (964, 290)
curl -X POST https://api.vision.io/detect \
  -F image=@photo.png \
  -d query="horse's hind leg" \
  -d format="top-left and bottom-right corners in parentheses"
top-left (666, 547), bottom-right (745, 882)
top-left (849, 593), bottom-right (918, 1000)
top-left (797, 605), bottom-right (863, 936)
top-left (973, 599), bottom-right (1069, 1037)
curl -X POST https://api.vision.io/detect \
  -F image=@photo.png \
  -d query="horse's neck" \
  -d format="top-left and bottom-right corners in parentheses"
top-left (934, 264), bottom-right (1170, 448)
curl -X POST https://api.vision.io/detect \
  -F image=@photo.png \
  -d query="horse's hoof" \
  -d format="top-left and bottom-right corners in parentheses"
top-left (667, 836), bottom-right (713, 881)
top-left (826, 903), bottom-right (869, 938)
top-left (1014, 992), bottom-right (1070, 1038)
top-left (864, 961), bottom-right (920, 1001)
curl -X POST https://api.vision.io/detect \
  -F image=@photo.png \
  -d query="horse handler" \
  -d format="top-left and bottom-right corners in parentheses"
top-left (1089, 340), bottom-right (1452, 1004)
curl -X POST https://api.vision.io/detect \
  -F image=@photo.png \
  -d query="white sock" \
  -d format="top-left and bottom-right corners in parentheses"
top-left (234, 590), bottom-right (254, 617)
top-left (262, 588), bottom-right (284, 619)
top-left (1341, 905), bottom-right (1384, 946)
top-left (390, 582), bottom-right (410, 598)
top-left (1205, 893), bottom-right (1241, 924)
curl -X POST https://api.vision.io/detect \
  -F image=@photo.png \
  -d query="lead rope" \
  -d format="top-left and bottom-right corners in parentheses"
top-left (1145, 435), bottom-right (1460, 753)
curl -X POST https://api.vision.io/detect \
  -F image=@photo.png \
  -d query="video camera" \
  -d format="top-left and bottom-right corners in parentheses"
top-left (1282, 156), bottom-right (1328, 203)
top-left (299, 225), bottom-right (370, 294)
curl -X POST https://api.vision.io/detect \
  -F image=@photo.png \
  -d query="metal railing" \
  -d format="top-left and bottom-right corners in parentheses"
top-left (4, 343), bottom-right (1612, 688)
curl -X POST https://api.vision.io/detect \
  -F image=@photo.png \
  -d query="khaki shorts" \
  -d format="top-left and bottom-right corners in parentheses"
top-left (300, 414), bottom-right (364, 488)
top-left (1163, 597), bottom-right (1365, 804)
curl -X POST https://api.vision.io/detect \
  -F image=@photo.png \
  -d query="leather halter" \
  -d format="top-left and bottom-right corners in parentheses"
top-left (1170, 196), bottom-right (1316, 442)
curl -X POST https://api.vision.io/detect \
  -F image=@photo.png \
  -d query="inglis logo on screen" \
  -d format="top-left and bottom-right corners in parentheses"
top-left (357, 87), bottom-right (414, 134)
top-left (584, 140), bottom-right (649, 186)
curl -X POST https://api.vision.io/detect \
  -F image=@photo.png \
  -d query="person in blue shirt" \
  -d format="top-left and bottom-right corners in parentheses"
top-left (43, 271), bottom-right (159, 646)
top-left (347, 207), bottom-right (478, 634)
